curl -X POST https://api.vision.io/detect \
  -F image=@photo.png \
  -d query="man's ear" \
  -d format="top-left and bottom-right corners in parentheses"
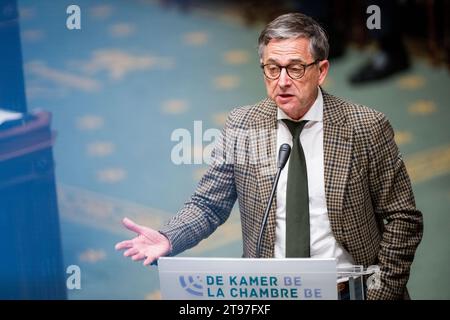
top-left (317, 60), bottom-right (330, 86)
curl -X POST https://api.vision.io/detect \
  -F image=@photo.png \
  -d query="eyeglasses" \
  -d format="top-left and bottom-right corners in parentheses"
top-left (261, 60), bottom-right (320, 80)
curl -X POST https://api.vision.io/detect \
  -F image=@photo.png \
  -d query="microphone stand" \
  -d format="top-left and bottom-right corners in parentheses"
top-left (256, 143), bottom-right (290, 258)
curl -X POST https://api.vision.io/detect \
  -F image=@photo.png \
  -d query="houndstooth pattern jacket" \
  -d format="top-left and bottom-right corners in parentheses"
top-left (159, 90), bottom-right (423, 300)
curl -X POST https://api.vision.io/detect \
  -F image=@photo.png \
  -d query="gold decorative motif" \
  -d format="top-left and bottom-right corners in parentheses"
top-left (109, 23), bottom-right (135, 37)
top-left (76, 115), bottom-right (104, 131)
top-left (97, 167), bottom-right (127, 183)
top-left (213, 75), bottom-right (240, 90)
top-left (223, 50), bottom-right (250, 65)
top-left (193, 167), bottom-right (208, 181)
top-left (212, 112), bottom-right (228, 126)
top-left (161, 99), bottom-right (188, 114)
top-left (405, 145), bottom-right (450, 183)
top-left (145, 291), bottom-right (162, 300)
top-left (394, 131), bottom-right (413, 145)
top-left (397, 75), bottom-right (426, 90)
top-left (79, 249), bottom-right (107, 263)
top-left (87, 142), bottom-right (115, 157)
top-left (408, 100), bottom-right (436, 115)
top-left (183, 32), bottom-right (208, 46)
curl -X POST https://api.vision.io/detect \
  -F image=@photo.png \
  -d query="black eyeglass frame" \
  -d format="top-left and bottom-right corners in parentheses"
top-left (260, 59), bottom-right (321, 80)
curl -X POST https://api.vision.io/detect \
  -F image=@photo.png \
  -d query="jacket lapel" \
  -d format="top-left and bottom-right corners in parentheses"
top-left (322, 91), bottom-right (353, 245)
top-left (250, 99), bottom-right (278, 257)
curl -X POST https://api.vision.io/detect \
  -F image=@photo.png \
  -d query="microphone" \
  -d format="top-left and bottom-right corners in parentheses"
top-left (256, 143), bottom-right (291, 258)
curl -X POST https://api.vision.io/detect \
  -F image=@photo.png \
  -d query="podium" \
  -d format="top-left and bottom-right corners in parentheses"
top-left (158, 257), bottom-right (371, 300)
top-left (0, 111), bottom-right (67, 299)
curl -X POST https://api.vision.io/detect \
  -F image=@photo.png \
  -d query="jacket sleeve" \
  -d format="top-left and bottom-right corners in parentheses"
top-left (365, 114), bottom-right (423, 300)
top-left (159, 111), bottom-right (238, 256)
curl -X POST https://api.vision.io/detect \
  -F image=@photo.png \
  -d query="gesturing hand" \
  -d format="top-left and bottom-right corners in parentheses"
top-left (115, 217), bottom-right (171, 266)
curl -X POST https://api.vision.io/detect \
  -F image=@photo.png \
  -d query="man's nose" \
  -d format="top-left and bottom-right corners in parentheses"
top-left (278, 68), bottom-right (292, 88)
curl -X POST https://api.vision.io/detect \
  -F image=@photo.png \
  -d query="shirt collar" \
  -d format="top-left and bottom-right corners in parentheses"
top-left (277, 87), bottom-right (323, 123)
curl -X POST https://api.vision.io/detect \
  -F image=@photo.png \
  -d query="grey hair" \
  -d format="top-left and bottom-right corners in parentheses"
top-left (258, 13), bottom-right (329, 61)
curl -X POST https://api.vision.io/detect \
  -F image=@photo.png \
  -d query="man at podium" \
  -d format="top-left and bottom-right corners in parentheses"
top-left (116, 12), bottom-right (423, 300)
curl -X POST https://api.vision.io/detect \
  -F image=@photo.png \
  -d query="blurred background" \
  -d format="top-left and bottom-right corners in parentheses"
top-left (0, 0), bottom-right (449, 299)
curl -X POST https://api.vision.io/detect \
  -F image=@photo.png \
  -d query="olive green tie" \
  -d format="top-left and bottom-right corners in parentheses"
top-left (283, 119), bottom-right (310, 258)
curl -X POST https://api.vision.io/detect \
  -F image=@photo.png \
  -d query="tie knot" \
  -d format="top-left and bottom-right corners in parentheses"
top-left (282, 119), bottom-right (308, 138)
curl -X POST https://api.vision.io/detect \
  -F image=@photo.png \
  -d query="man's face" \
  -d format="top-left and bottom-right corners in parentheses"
top-left (261, 38), bottom-right (329, 120)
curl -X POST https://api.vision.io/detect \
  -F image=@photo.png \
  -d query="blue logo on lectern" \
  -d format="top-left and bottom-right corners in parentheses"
top-left (179, 275), bottom-right (203, 296)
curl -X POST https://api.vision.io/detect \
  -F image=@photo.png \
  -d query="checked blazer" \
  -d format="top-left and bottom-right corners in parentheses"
top-left (159, 90), bottom-right (423, 300)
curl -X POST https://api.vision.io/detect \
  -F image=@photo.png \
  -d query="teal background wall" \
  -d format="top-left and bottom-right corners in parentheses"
top-left (8, 0), bottom-right (450, 299)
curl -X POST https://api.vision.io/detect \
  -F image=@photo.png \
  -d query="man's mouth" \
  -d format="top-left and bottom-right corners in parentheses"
top-left (277, 94), bottom-right (294, 101)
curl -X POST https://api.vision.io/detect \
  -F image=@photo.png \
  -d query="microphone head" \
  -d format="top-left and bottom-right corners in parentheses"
top-left (277, 143), bottom-right (291, 169)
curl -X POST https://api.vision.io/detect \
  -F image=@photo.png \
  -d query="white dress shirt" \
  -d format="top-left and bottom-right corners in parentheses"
top-left (274, 88), bottom-right (355, 268)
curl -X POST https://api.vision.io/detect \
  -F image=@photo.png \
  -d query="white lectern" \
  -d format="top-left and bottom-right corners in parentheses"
top-left (158, 257), bottom-right (372, 300)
